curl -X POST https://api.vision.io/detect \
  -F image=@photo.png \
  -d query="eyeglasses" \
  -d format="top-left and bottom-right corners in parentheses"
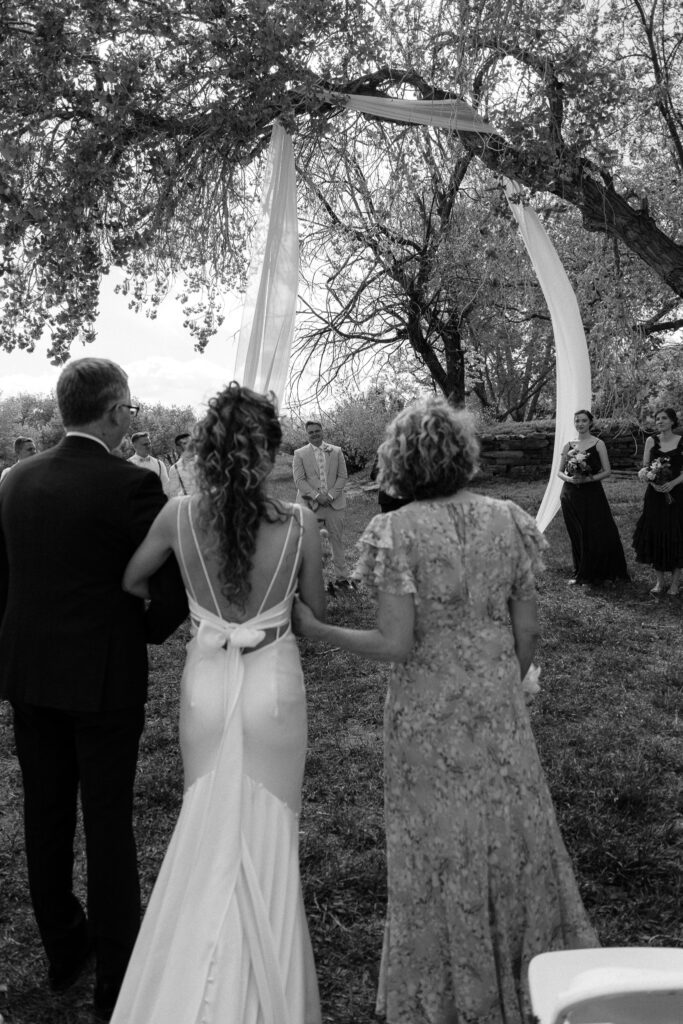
top-left (111, 403), bottom-right (140, 417)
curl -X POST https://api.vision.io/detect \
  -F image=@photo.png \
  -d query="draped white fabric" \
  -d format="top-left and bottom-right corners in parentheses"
top-left (504, 181), bottom-right (592, 532)
top-left (234, 123), bottom-right (299, 405)
top-left (232, 97), bottom-right (591, 532)
top-left (336, 95), bottom-right (591, 532)
top-left (338, 94), bottom-right (498, 136)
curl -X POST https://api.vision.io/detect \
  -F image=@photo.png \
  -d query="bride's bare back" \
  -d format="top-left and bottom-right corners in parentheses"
top-left (176, 496), bottom-right (303, 623)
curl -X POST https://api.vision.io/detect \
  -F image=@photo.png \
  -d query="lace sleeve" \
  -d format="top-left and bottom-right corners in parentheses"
top-left (352, 513), bottom-right (417, 596)
top-left (506, 501), bottom-right (547, 600)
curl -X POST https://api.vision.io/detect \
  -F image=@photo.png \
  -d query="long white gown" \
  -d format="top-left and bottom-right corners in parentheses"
top-left (112, 500), bottom-right (321, 1024)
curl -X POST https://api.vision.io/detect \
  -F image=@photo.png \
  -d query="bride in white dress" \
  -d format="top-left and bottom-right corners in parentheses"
top-left (116, 383), bottom-right (325, 1024)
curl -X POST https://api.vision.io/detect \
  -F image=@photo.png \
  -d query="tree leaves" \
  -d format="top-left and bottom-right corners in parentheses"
top-left (0, 0), bottom-right (681, 366)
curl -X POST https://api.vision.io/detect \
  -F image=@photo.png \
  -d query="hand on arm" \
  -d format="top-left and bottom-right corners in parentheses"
top-left (508, 596), bottom-right (540, 680)
top-left (293, 588), bottom-right (415, 663)
top-left (123, 501), bottom-right (177, 598)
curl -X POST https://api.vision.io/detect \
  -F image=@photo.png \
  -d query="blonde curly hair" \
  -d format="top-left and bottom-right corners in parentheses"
top-left (377, 396), bottom-right (479, 501)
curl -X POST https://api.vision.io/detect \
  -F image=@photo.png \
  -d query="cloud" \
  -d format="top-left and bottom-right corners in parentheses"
top-left (126, 355), bottom-right (237, 411)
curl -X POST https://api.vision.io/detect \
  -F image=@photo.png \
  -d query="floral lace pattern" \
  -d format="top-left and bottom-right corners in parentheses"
top-left (354, 495), bottom-right (598, 1024)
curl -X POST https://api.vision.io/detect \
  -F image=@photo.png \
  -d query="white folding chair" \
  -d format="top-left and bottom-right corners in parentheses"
top-left (528, 947), bottom-right (683, 1024)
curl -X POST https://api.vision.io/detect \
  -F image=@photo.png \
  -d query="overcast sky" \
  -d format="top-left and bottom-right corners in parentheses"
top-left (0, 270), bottom-right (245, 414)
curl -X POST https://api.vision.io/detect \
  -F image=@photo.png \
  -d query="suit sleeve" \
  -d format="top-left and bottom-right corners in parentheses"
top-left (145, 556), bottom-right (188, 644)
top-left (293, 450), bottom-right (317, 498)
top-left (328, 447), bottom-right (348, 500)
top-left (128, 472), bottom-right (188, 643)
top-left (0, 506), bottom-right (7, 625)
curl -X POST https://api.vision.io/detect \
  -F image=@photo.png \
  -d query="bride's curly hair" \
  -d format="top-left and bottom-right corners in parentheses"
top-left (194, 382), bottom-right (286, 609)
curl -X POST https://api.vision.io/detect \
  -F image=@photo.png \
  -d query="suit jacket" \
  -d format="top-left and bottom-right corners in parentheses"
top-left (292, 442), bottom-right (347, 511)
top-left (0, 436), bottom-right (187, 711)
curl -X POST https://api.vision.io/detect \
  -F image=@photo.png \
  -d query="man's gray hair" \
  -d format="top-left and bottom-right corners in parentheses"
top-left (56, 358), bottom-right (128, 427)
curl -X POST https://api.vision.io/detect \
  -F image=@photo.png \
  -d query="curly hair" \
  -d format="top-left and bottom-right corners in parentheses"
top-left (377, 396), bottom-right (480, 501)
top-left (194, 382), bottom-right (287, 609)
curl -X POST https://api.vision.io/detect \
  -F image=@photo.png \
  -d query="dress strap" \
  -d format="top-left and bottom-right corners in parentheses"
top-left (188, 500), bottom-right (222, 617)
top-left (176, 499), bottom-right (197, 603)
top-left (256, 507), bottom-right (298, 616)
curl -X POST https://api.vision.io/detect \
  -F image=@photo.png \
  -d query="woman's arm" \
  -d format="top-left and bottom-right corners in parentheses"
top-left (293, 588), bottom-right (415, 662)
top-left (638, 436), bottom-right (655, 480)
top-left (296, 507), bottom-right (326, 621)
top-left (508, 596), bottom-right (539, 679)
top-left (123, 501), bottom-right (177, 598)
top-left (590, 438), bottom-right (612, 482)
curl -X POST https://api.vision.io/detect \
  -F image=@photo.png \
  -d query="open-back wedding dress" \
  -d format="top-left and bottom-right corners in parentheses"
top-left (112, 499), bottom-right (321, 1024)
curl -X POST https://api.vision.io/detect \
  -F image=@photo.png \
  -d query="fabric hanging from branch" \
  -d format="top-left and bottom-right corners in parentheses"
top-left (233, 123), bottom-right (299, 405)
top-left (233, 96), bottom-right (591, 533)
top-left (340, 95), bottom-right (592, 532)
top-left (504, 181), bottom-right (591, 532)
top-left (337, 94), bottom-right (498, 136)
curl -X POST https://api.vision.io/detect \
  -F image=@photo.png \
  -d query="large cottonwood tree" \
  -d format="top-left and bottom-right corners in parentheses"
top-left (1, 0), bottom-right (681, 376)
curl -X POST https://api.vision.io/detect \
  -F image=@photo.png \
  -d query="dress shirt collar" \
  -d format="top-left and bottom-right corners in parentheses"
top-left (65, 430), bottom-right (110, 453)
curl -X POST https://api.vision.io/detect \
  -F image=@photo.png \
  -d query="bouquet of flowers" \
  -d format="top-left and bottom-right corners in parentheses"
top-left (565, 446), bottom-right (592, 478)
top-left (646, 456), bottom-right (674, 504)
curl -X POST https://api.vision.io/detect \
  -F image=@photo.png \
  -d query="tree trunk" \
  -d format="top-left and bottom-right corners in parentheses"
top-left (463, 134), bottom-right (683, 297)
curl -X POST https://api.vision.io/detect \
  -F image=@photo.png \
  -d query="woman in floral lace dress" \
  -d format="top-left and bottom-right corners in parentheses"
top-left (294, 397), bottom-right (598, 1024)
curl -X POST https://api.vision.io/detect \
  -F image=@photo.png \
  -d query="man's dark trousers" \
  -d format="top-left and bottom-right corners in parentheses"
top-left (12, 703), bottom-right (145, 984)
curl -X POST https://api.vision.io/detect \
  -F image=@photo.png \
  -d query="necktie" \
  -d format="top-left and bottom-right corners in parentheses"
top-left (315, 446), bottom-right (328, 494)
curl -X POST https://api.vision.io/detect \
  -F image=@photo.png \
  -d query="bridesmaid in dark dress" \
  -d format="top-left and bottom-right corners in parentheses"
top-left (558, 410), bottom-right (629, 585)
top-left (633, 407), bottom-right (683, 596)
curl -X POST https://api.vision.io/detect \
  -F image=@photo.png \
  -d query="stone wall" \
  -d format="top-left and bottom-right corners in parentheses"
top-left (479, 423), bottom-right (648, 475)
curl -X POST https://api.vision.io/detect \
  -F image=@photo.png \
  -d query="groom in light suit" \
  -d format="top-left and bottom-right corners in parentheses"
top-left (292, 421), bottom-right (349, 585)
top-left (0, 358), bottom-right (187, 1020)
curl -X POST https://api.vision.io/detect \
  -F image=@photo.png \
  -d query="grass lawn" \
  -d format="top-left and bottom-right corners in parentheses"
top-left (1, 462), bottom-right (681, 1023)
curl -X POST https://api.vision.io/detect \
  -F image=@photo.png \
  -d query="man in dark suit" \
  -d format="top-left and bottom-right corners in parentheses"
top-left (0, 358), bottom-right (186, 1020)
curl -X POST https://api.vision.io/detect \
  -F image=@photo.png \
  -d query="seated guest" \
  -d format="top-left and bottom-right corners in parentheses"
top-left (0, 436), bottom-right (37, 483)
top-left (127, 431), bottom-right (169, 490)
top-left (294, 396), bottom-right (598, 1024)
top-left (165, 432), bottom-right (198, 497)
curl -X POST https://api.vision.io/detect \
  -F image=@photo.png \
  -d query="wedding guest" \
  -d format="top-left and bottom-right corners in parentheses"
top-left (294, 396), bottom-right (598, 1024)
top-left (0, 358), bottom-right (186, 1021)
top-left (127, 432), bottom-right (169, 491)
top-left (633, 406), bottom-right (683, 595)
top-left (0, 436), bottom-right (37, 483)
top-left (116, 383), bottom-right (325, 1024)
top-left (557, 410), bottom-right (629, 585)
top-left (293, 421), bottom-right (350, 587)
top-left (165, 432), bottom-right (198, 497)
